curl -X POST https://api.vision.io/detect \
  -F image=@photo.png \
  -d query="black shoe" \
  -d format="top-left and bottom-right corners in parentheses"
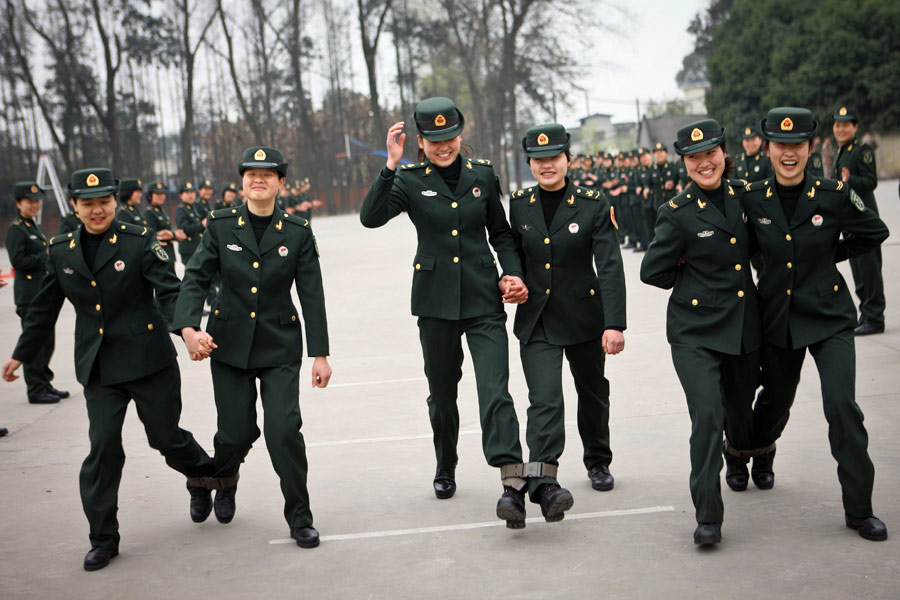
top-left (693, 523), bottom-right (722, 546)
top-left (633, 244), bottom-right (647, 252)
top-left (751, 449), bottom-right (775, 490)
top-left (536, 483), bottom-right (574, 523)
top-left (496, 485), bottom-right (526, 529)
top-left (588, 464), bottom-right (614, 491)
top-left (0, 427), bottom-right (7, 437)
top-left (83, 546), bottom-right (118, 571)
top-left (854, 322), bottom-right (885, 336)
top-left (48, 387), bottom-right (70, 398)
top-left (189, 487), bottom-right (212, 523)
top-left (724, 453), bottom-right (749, 492)
top-left (291, 526), bottom-right (320, 548)
top-left (29, 392), bottom-right (60, 404)
top-left (623, 241), bottom-right (636, 249)
top-left (845, 514), bottom-right (888, 541)
top-left (214, 486), bottom-right (236, 523)
top-left (433, 466), bottom-right (456, 500)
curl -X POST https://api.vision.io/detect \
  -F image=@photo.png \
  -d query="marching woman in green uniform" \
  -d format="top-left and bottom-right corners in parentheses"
top-left (508, 125), bottom-right (626, 522)
top-left (360, 97), bottom-right (531, 528)
top-left (744, 107), bottom-right (889, 541)
top-left (733, 126), bottom-right (773, 184)
top-left (2, 169), bottom-right (216, 571)
top-left (143, 181), bottom-right (181, 251)
top-left (640, 120), bottom-right (761, 546)
top-left (117, 178), bottom-right (146, 226)
top-left (175, 181), bottom-right (204, 266)
top-left (5, 182), bottom-right (67, 404)
top-left (213, 182), bottom-right (239, 210)
top-left (174, 147), bottom-right (332, 549)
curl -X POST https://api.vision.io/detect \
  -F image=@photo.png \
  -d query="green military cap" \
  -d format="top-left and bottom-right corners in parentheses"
top-left (68, 168), bottom-right (119, 199)
top-left (637, 147), bottom-right (650, 155)
top-left (180, 181), bottom-right (196, 193)
top-left (199, 178), bottom-right (214, 189)
top-left (224, 182), bottom-right (238, 193)
top-left (760, 107), bottom-right (817, 142)
top-left (119, 178), bottom-right (143, 194)
top-left (653, 142), bottom-right (667, 151)
top-left (833, 105), bottom-right (859, 122)
top-left (147, 181), bottom-right (168, 194)
top-left (741, 125), bottom-right (761, 139)
top-left (673, 119), bottom-right (725, 155)
top-left (13, 181), bottom-right (44, 200)
top-left (414, 97), bottom-right (465, 142)
top-left (238, 146), bottom-right (288, 177)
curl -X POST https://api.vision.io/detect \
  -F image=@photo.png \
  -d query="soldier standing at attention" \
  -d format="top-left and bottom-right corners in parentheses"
top-left (832, 106), bottom-right (885, 335)
top-left (807, 136), bottom-right (825, 177)
top-left (733, 125), bottom-right (773, 184)
top-left (196, 179), bottom-right (214, 219)
top-left (640, 120), bottom-right (761, 546)
top-left (647, 142), bottom-right (678, 243)
top-left (360, 97), bottom-right (531, 528)
top-left (5, 182), bottom-right (68, 404)
top-left (509, 125), bottom-right (626, 522)
top-left (174, 147), bottom-right (332, 549)
top-left (143, 182), bottom-right (181, 253)
top-left (744, 107), bottom-right (889, 542)
top-left (2, 169), bottom-right (217, 571)
top-left (117, 178), bottom-right (146, 226)
top-left (175, 181), bottom-right (205, 266)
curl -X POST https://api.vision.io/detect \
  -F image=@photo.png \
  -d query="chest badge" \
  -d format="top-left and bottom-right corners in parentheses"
top-left (742, 212), bottom-right (748, 223)
top-left (754, 165), bottom-right (760, 172)
top-left (472, 187), bottom-right (481, 198)
top-left (811, 214), bottom-right (823, 227)
top-left (568, 223), bottom-right (579, 234)
top-left (521, 224), bottom-right (531, 231)
top-left (697, 230), bottom-right (714, 238)
top-left (226, 244), bottom-right (243, 252)
top-left (29, 234), bottom-right (38, 240)
top-left (757, 217), bottom-right (772, 225)
top-left (278, 246), bottom-right (289, 257)
top-left (114, 260), bottom-right (125, 272)
top-left (62, 267), bottom-right (74, 275)
top-left (421, 190), bottom-right (437, 197)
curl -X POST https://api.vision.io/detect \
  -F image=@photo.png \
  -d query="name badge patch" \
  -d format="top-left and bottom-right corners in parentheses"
top-left (697, 230), bottom-right (714, 238)
top-left (278, 246), bottom-right (289, 257)
top-left (226, 244), bottom-right (243, 252)
top-left (421, 190), bottom-right (437, 197)
top-left (757, 217), bottom-right (772, 225)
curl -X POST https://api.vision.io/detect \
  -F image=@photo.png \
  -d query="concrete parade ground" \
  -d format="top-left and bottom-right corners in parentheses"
top-left (1, 182), bottom-right (899, 599)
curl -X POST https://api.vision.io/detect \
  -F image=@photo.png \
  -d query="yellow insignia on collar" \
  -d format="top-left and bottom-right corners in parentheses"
top-left (728, 186), bottom-right (735, 196)
top-left (537, 133), bottom-right (549, 146)
top-left (69, 239), bottom-right (76, 249)
top-left (697, 198), bottom-right (706, 209)
top-left (807, 187), bottom-right (815, 198)
top-left (109, 233), bottom-right (117, 244)
top-left (529, 194), bottom-right (536, 204)
top-left (780, 117), bottom-right (793, 131)
top-left (238, 216), bottom-right (245, 226)
top-left (86, 173), bottom-right (99, 187)
top-left (765, 187), bottom-right (773, 198)
top-left (254, 148), bottom-right (267, 160)
top-left (567, 195), bottom-right (575, 205)
top-left (275, 219), bottom-right (283, 231)
top-left (466, 161), bottom-right (472, 169)
top-left (839, 107), bottom-right (847, 116)
top-left (434, 114), bottom-right (446, 127)
top-left (690, 128), bottom-right (703, 142)
top-left (425, 166), bottom-right (432, 175)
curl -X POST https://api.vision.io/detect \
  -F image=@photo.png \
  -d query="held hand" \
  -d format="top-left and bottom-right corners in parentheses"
top-left (312, 199), bottom-right (324, 209)
top-left (665, 180), bottom-right (675, 190)
top-left (201, 218), bottom-right (208, 228)
top-left (601, 329), bottom-right (625, 355)
top-left (181, 327), bottom-right (217, 361)
top-left (2, 359), bottom-right (23, 382)
top-left (841, 167), bottom-right (850, 183)
top-left (386, 121), bottom-right (406, 171)
top-left (286, 206), bottom-right (296, 213)
top-left (298, 201), bottom-right (313, 211)
top-left (175, 229), bottom-right (187, 241)
top-left (312, 356), bottom-right (332, 388)
top-left (156, 229), bottom-right (174, 241)
top-left (643, 189), bottom-right (650, 199)
top-left (500, 275), bottom-right (529, 304)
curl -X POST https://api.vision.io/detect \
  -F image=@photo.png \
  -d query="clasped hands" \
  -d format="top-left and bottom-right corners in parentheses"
top-left (499, 275), bottom-right (528, 304)
top-left (182, 327), bottom-right (217, 361)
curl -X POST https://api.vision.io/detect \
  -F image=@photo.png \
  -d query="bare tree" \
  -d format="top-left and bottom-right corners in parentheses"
top-left (357, 0), bottom-right (393, 143)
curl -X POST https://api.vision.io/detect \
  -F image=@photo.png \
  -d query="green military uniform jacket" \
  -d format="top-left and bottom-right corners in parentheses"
top-left (360, 159), bottom-right (522, 320)
top-left (807, 151), bottom-right (824, 177)
top-left (5, 216), bottom-right (49, 307)
top-left (742, 177), bottom-right (889, 349)
top-left (194, 198), bottom-right (211, 219)
top-left (833, 138), bottom-right (878, 211)
top-left (640, 179), bottom-right (761, 355)
top-left (172, 203), bottom-right (329, 369)
top-left (213, 199), bottom-right (236, 211)
top-left (651, 162), bottom-right (679, 208)
top-left (175, 202), bottom-right (204, 258)
top-left (118, 204), bottom-right (146, 226)
top-left (12, 222), bottom-right (179, 386)
top-left (509, 183), bottom-right (626, 346)
top-left (734, 150), bottom-right (773, 183)
top-left (57, 212), bottom-right (82, 236)
top-left (143, 205), bottom-right (175, 249)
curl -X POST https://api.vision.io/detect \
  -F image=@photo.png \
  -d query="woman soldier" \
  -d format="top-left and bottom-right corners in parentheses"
top-left (640, 120), bottom-right (761, 546)
top-left (117, 178), bottom-right (146, 226)
top-left (360, 97), bottom-right (532, 528)
top-left (143, 181), bottom-right (182, 253)
top-left (508, 124), bottom-right (626, 522)
top-left (2, 169), bottom-right (216, 571)
top-left (4, 181), bottom-right (67, 404)
top-left (743, 107), bottom-right (889, 541)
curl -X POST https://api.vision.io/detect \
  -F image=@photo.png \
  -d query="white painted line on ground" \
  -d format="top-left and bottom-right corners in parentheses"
top-left (268, 505), bottom-right (675, 544)
top-left (327, 376), bottom-right (428, 388)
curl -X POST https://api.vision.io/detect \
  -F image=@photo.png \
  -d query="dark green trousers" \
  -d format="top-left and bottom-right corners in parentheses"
top-left (209, 359), bottom-right (313, 529)
top-left (417, 313), bottom-right (523, 469)
top-left (849, 248), bottom-right (885, 326)
top-left (520, 322), bottom-right (611, 498)
top-left (752, 330), bottom-right (875, 518)
top-left (81, 362), bottom-right (214, 551)
top-left (16, 305), bottom-right (54, 401)
top-left (671, 344), bottom-right (758, 524)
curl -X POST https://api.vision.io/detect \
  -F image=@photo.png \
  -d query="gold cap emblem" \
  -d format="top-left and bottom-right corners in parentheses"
top-left (254, 148), bottom-right (267, 160)
top-left (137, 179), bottom-right (142, 185)
top-left (744, 127), bottom-right (751, 135)
top-left (690, 128), bottom-right (703, 142)
top-left (86, 173), bottom-right (99, 187)
top-left (537, 133), bottom-right (549, 146)
top-left (780, 117), bottom-right (793, 131)
top-left (186, 182), bottom-right (192, 189)
top-left (655, 143), bottom-right (662, 149)
top-left (434, 114), bottom-right (446, 127)
top-left (30, 185), bottom-right (38, 193)
top-left (839, 106), bottom-right (847, 116)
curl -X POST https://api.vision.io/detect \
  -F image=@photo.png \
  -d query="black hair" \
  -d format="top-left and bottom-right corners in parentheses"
top-left (117, 190), bottom-right (132, 204)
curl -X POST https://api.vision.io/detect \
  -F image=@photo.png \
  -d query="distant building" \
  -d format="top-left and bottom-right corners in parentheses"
top-left (637, 114), bottom-right (708, 155)
top-left (680, 75), bottom-right (710, 115)
top-left (569, 113), bottom-right (615, 154)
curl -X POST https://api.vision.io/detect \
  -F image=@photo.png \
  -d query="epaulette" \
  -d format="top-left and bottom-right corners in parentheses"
top-left (399, 162), bottom-right (427, 171)
top-left (469, 158), bottom-right (493, 168)
top-left (665, 190), bottom-right (693, 211)
top-left (510, 186), bottom-right (536, 202)
top-left (573, 186), bottom-right (604, 201)
top-left (114, 222), bottom-right (149, 237)
top-left (50, 231), bottom-right (76, 246)
top-left (209, 207), bottom-right (240, 220)
top-left (11, 218), bottom-right (23, 227)
top-left (745, 179), bottom-right (770, 194)
top-left (278, 210), bottom-right (311, 228)
top-left (812, 177), bottom-right (846, 193)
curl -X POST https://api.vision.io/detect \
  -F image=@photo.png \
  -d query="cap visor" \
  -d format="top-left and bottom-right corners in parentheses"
top-left (526, 147), bottom-right (568, 159)
top-left (674, 137), bottom-right (722, 156)
top-left (72, 186), bottom-right (118, 199)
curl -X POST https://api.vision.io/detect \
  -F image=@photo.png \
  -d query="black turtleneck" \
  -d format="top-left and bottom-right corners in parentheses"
top-left (81, 227), bottom-right (108, 270)
top-left (539, 180), bottom-right (568, 228)
top-left (248, 211), bottom-right (272, 244)
top-left (776, 177), bottom-right (805, 222)
top-left (702, 182), bottom-right (725, 215)
top-left (434, 156), bottom-right (462, 192)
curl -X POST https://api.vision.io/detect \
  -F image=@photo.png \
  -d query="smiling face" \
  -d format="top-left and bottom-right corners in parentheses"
top-left (15, 197), bottom-right (42, 220)
top-left (742, 135), bottom-right (762, 155)
top-left (418, 134), bottom-right (462, 167)
top-left (529, 153), bottom-right (570, 192)
top-left (76, 195), bottom-right (117, 234)
top-left (150, 192), bottom-right (167, 206)
top-left (653, 149), bottom-right (668, 164)
top-left (242, 168), bottom-right (284, 203)
top-left (128, 189), bottom-right (143, 205)
top-left (768, 140), bottom-right (811, 186)
top-left (832, 120), bottom-right (858, 146)
top-left (684, 146), bottom-right (726, 190)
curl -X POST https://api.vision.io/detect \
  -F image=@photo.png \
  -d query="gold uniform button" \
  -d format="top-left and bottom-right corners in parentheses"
top-left (544, 237), bottom-right (550, 245)
top-left (26, 274), bottom-right (32, 280)
top-left (95, 304), bottom-right (101, 311)
top-left (250, 312), bottom-right (256, 318)
top-left (545, 263), bottom-right (551, 270)
top-left (730, 237), bottom-right (737, 244)
top-left (737, 290), bottom-right (745, 298)
top-left (415, 263), bottom-right (421, 270)
top-left (785, 234), bottom-right (792, 241)
top-left (453, 257), bottom-right (459, 263)
top-left (589, 289), bottom-right (596, 296)
top-left (214, 309), bottom-right (219, 316)
top-left (451, 202), bottom-right (458, 208)
top-left (451, 229), bottom-right (458, 236)
top-left (786, 289), bottom-right (791, 296)
top-left (545, 289), bottom-right (550, 295)
top-left (251, 286), bottom-right (258, 293)
top-left (787, 262), bottom-right (793, 269)
top-left (291, 315), bottom-right (297, 322)
top-left (252, 261), bottom-right (259, 269)
top-left (691, 299), bottom-right (699, 306)
top-left (147, 323), bottom-right (154, 331)
top-left (99, 328), bottom-right (103, 335)
top-left (834, 284), bottom-right (839, 292)
top-left (734, 264), bottom-right (742, 271)
top-left (120, 225), bottom-right (126, 230)
top-left (91, 280), bottom-right (97, 287)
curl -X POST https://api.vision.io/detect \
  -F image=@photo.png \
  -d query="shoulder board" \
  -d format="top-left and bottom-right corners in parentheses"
top-left (666, 191), bottom-right (694, 211)
top-left (745, 179), bottom-right (770, 194)
top-left (812, 177), bottom-right (846, 193)
top-left (399, 162), bottom-right (426, 171)
top-left (12, 218), bottom-right (23, 227)
top-left (50, 231), bottom-right (77, 246)
top-left (279, 211), bottom-right (310, 228)
top-left (209, 207), bottom-right (239, 220)
top-left (573, 186), bottom-right (603, 201)
top-left (469, 158), bottom-right (493, 168)
top-left (509, 186), bottom-right (536, 202)
top-left (114, 222), bottom-right (149, 237)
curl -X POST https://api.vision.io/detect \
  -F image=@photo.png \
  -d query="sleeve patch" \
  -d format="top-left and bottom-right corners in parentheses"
top-left (862, 150), bottom-right (873, 164)
top-left (151, 242), bottom-right (170, 262)
top-left (850, 190), bottom-right (866, 212)
top-left (610, 206), bottom-right (618, 230)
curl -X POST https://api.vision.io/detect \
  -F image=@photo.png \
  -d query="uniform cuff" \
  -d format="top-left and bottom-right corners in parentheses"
top-left (380, 166), bottom-right (396, 179)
